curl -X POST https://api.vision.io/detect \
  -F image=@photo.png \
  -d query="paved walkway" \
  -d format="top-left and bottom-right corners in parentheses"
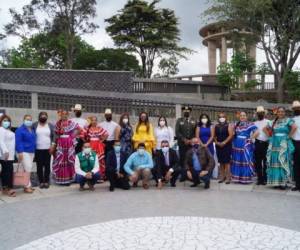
top-left (0, 181), bottom-right (300, 249)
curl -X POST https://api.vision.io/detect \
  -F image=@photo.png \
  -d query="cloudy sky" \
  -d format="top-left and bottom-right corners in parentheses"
top-left (0, 0), bottom-right (281, 75)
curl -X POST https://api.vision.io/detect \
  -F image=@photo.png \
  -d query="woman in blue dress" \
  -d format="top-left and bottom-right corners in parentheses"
top-left (231, 111), bottom-right (258, 184)
top-left (264, 107), bottom-right (297, 189)
top-left (195, 113), bottom-right (215, 156)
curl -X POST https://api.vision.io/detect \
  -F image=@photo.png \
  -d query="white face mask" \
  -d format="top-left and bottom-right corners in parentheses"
top-left (83, 147), bottom-right (91, 155)
top-left (123, 118), bottom-right (129, 124)
top-left (201, 118), bottom-right (208, 124)
top-left (162, 147), bottom-right (169, 153)
top-left (159, 120), bottom-right (166, 127)
top-left (219, 117), bottom-right (226, 123)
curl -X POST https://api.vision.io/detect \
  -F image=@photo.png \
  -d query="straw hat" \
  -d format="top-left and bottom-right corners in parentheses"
top-left (104, 108), bottom-right (112, 114)
top-left (292, 100), bottom-right (300, 110)
top-left (71, 104), bottom-right (84, 111)
top-left (256, 106), bottom-right (266, 113)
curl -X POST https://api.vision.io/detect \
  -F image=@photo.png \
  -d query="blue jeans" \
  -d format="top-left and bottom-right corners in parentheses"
top-left (76, 172), bottom-right (100, 187)
top-left (191, 169), bottom-right (212, 184)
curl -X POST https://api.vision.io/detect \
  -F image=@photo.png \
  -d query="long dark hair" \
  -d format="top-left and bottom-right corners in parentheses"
top-left (157, 116), bottom-right (168, 127)
top-left (272, 107), bottom-right (285, 131)
top-left (198, 113), bottom-right (212, 127)
top-left (136, 112), bottom-right (150, 133)
top-left (119, 113), bottom-right (131, 128)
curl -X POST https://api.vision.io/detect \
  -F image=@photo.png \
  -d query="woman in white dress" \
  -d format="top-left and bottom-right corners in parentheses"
top-left (154, 116), bottom-right (174, 151)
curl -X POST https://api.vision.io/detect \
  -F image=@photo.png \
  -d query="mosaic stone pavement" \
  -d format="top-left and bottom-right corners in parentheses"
top-left (17, 217), bottom-right (300, 250)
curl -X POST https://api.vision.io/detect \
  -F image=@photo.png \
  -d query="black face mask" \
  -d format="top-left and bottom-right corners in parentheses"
top-left (294, 110), bottom-right (300, 116)
top-left (193, 144), bottom-right (199, 150)
top-left (39, 117), bottom-right (47, 123)
top-left (75, 111), bottom-right (82, 118)
top-left (106, 116), bottom-right (112, 122)
top-left (183, 112), bottom-right (190, 118)
top-left (257, 113), bottom-right (265, 120)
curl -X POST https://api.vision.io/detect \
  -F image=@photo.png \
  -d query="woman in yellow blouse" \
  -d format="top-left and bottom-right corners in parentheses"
top-left (132, 112), bottom-right (156, 154)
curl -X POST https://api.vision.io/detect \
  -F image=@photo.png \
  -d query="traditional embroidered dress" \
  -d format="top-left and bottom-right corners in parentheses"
top-left (81, 125), bottom-right (108, 177)
top-left (52, 120), bottom-right (79, 184)
top-left (119, 125), bottom-right (133, 159)
top-left (231, 122), bottom-right (257, 183)
top-left (266, 118), bottom-right (295, 186)
top-left (132, 123), bottom-right (156, 154)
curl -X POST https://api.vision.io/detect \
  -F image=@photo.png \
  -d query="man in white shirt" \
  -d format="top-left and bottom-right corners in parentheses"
top-left (75, 142), bottom-right (100, 191)
top-left (71, 104), bottom-right (88, 154)
top-left (100, 108), bottom-right (120, 157)
top-left (292, 101), bottom-right (300, 191)
top-left (254, 106), bottom-right (270, 185)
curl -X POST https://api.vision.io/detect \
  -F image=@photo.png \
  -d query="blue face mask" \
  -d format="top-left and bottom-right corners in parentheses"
top-left (114, 145), bottom-right (121, 153)
top-left (162, 147), bottom-right (169, 153)
top-left (138, 148), bottom-right (145, 156)
top-left (24, 120), bottom-right (33, 127)
top-left (2, 121), bottom-right (10, 129)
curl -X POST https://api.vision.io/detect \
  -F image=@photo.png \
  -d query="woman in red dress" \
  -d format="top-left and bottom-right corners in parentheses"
top-left (81, 116), bottom-right (108, 178)
top-left (52, 110), bottom-right (79, 185)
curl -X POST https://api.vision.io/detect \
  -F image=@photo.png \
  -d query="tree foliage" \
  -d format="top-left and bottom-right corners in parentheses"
top-left (284, 70), bottom-right (300, 99)
top-left (105, 0), bottom-right (190, 78)
top-left (3, 0), bottom-right (98, 69)
top-left (217, 52), bottom-right (256, 90)
top-left (204, 0), bottom-right (300, 102)
top-left (73, 48), bottom-right (140, 72)
top-left (156, 55), bottom-right (179, 78)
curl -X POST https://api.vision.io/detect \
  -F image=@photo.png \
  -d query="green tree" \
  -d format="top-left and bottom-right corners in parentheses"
top-left (156, 55), bottom-right (179, 78)
top-left (4, 0), bottom-right (98, 69)
top-left (204, 0), bottom-right (300, 102)
top-left (105, 0), bottom-right (190, 78)
top-left (1, 33), bottom-right (93, 69)
top-left (284, 70), bottom-right (300, 99)
top-left (217, 52), bottom-right (256, 91)
top-left (73, 48), bottom-right (141, 72)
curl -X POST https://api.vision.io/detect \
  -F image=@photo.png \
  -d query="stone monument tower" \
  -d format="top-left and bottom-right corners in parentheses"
top-left (199, 22), bottom-right (256, 74)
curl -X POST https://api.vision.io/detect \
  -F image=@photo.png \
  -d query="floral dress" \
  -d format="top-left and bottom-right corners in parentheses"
top-left (119, 125), bottom-right (133, 159)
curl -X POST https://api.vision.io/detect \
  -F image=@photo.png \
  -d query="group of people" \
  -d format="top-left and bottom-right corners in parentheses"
top-left (0, 100), bottom-right (300, 197)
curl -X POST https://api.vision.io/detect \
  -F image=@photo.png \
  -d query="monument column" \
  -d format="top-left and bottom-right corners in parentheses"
top-left (220, 29), bottom-right (227, 64)
top-left (208, 40), bottom-right (217, 74)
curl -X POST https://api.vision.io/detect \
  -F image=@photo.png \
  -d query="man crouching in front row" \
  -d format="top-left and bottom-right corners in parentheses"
top-left (75, 142), bottom-right (100, 191)
top-left (185, 137), bottom-right (215, 189)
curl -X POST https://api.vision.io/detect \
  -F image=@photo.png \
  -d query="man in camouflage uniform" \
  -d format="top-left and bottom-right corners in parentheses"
top-left (175, 106), bottom-right (197, 181)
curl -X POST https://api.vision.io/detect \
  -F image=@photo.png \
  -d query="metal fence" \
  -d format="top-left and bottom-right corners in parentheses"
top-left (0, 89), bottom-right (31, 108)
top-left (0, 68), bottom-right (133, 92)
top-left (38, 93), bottom-right (176, 118)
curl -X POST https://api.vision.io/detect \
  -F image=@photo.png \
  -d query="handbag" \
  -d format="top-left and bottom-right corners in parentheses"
top-left (13, 164), bottom-right (30, 187)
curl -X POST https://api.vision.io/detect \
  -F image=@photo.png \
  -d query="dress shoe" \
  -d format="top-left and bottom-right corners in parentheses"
top-left (204, 181), bottom-right (210, 189)
top-left (109, 186), bottom-right (115, 192)
top-left (291, 187), bottom-right (299, 191)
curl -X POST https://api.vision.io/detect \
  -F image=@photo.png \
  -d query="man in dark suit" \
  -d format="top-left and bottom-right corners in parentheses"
top-left (153, 140), bottom-right (181, 189)
top-left (105, 141), bottom-right (130, 192)
top-left (185, 137), bottom-right (215, 189)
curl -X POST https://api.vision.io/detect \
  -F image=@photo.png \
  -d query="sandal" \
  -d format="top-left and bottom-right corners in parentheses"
top-left (142, 183), bottom-right (149, 190)
top-left (24, 187), bottom-right (34, 194)
top-left (2, 188), bottom-right (16, 197)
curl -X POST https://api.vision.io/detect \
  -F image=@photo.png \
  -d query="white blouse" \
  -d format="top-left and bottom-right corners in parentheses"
top-left (0, 127), bottom-right (16, 161)
top-left (154, 126), bottom-right (174, 149)
top-left (36, 124), bottom-right (51, 150)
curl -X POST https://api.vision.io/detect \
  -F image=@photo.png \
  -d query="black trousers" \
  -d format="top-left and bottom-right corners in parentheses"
top-left (35, 149), bottom-right (51, 183)
top-left (293, 140), bottom-right (300, 188)
top-left (178, 144), bottom-right (191, 179)
top-left (152, 166), bottom-right (180, 185)
top-left (254, 140), bottom-right (269, 183)
top-left (0, 160), bottom-right (14, 189)
top-left (104, 140), bottom-right (115, 159)
top-left (106, 169), bottom-right (130, 190)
